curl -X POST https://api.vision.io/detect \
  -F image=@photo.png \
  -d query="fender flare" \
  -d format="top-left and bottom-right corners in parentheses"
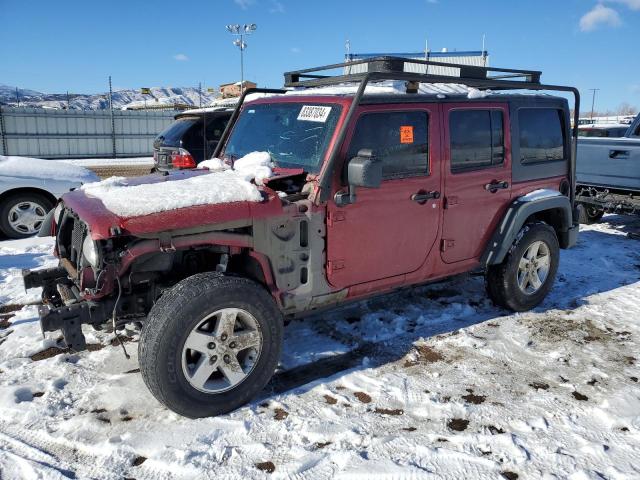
top-left (481, 194), bottom-right (578, 266)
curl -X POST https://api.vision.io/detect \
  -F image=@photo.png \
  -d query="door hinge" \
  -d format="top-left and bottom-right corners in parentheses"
top-left (328, 259), bottom-right (345, 272)
top-left (440, 239), bottom-right (455, 252)
top-left (328, 211), bottom-right (346, 226)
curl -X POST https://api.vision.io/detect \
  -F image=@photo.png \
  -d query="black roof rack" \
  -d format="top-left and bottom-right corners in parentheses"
top-left (215, 56), bottom-right (580, 206)
top-left (284, 56), bottom-right (543, 89)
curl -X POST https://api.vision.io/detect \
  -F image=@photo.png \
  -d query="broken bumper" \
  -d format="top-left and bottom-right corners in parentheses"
top-left (22, 267), bottom-right (112, 351)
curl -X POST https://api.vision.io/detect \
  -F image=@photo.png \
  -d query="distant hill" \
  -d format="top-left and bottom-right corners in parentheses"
top-left (0, 85), bottom-right (218, 110)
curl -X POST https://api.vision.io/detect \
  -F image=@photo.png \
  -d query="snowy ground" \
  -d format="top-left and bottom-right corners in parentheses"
top-left (60, 157), bottom-right (154, 167)
top-left (0, 217), bottom-right (639, 479)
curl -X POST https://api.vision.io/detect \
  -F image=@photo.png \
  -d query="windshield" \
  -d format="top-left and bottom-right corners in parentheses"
top-left (224, 102), bottom-right (342, 173)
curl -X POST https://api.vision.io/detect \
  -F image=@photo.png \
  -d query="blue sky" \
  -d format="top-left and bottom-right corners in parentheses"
top-left (0, 0), bottom-right (638, 111)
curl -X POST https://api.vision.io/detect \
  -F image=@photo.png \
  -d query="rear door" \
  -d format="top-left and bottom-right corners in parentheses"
top-left (440, 103), bottom-right (511, 263)
top-left (326, 105), bottom-right (442, 288)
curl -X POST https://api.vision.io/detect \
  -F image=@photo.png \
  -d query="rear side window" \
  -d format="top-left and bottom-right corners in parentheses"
top-left (204, 115), bottom-right (228, 141)
top-left (347, 111), bottom-right (429, 179)
top-left (157, 118), bottom-right (199, 146)
top-left (449, 110), bottom-right (504, 172)
top-left (519, 109), bottom-right (565, 163)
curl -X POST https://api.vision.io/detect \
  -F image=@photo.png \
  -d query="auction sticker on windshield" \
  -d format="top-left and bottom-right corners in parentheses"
top-left (298, 105), bottom-right (332, 123)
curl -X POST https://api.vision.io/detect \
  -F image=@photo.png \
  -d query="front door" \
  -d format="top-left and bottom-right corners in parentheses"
top-left (440, 103), bottom-right (512, 263)
top-left (326, 105), bottom-right (442, 289)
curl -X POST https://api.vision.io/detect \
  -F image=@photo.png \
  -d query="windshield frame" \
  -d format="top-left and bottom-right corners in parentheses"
top-left (220, 96), bottom-right (351, 174)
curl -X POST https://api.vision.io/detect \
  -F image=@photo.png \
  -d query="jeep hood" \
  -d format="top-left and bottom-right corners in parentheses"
top-left (61, 170), bottom-right (286, 240)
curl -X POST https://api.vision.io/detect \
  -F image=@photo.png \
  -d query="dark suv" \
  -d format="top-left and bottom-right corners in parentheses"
top-left (24, 57), bottom-right (580, 418)
top-left (153, 109), bottom-right (232, 170)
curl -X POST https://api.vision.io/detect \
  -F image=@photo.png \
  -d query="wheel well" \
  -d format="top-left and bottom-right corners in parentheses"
top-left (524, 208), bottom-right (568, 239)
top-left (227, 254), bottom-right (267, 286)
top-left (0, 187), bottom-right (57, 207)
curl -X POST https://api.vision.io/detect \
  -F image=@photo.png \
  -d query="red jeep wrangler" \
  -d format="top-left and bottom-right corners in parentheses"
top-left (24, 57), bottom-right (580, 418)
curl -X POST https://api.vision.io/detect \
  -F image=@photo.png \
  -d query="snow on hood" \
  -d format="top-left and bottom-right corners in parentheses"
top-left (0, 155), bottom-right (99, 183)
top-left (81, 151), bottom-right (273, 217)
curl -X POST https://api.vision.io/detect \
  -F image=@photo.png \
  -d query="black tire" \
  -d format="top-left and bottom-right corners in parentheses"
top-left (138, 272), bottom-right (283, 418)
top-left (577, 203), bottom-right (604, 225)
top-left (485, 223), bottom-right (560, 312)
top-left (0, 192), bottom-right (54, 239)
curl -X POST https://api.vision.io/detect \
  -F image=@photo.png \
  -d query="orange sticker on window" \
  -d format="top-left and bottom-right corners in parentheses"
top-left (400, 125), bottom-right (414, 144)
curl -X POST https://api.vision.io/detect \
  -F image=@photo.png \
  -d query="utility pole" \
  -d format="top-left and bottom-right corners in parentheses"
top-left (66, 91), bottom-right (70, 109)
top-left (199, 82), bottom-right (202, 108)
top-left (589, 88), bottom-right (600, 121)
top-left (15, 87), bottom-right (19, 107)
top-left (108, 76), bottom-right (116, 158)
top-left (226, 24), bottom-right (257, 96)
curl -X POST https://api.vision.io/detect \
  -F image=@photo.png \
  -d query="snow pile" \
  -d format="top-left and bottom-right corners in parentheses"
top-left (0, 155), bottom-right (99, 183)
top-left (81, 151), bottom-right (273, 217)
top-left (197, 151), bottom-right (273, 184)
top-left (467, 87), bottom-right (490, 99)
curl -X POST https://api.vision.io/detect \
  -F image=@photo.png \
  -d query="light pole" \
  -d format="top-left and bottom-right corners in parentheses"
top-left (589, 88), bottom-right (600, 121)
top-left (226, 23), bottom-right (257, 96)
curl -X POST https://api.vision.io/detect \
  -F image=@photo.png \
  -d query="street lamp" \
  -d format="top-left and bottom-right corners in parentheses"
top-left (226, 23), bottom-right (257, 96)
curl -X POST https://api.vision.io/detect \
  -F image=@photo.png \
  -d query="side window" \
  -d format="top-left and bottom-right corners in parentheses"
top-left (347, 111), bottom-right (429, 179)
top-left (519, 108), bottom-right (565, 163)
top-left (205, 116), bottom-right (227, 141)
top-left (450, 109), bottom-right (504, 173)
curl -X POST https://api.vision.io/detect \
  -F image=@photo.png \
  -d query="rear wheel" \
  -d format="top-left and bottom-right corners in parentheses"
top-left (485, 223), bottom-right (559, 312)
top-left (0, 192), bottom-right (54, 238)
top-left (138, 272), bottom-right (283, 418)
top-left (577, 203), bottom-right (605, 224)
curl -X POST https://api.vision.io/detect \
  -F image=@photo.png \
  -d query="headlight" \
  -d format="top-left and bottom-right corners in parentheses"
top-left (82, 235), bottom-right (99, 268)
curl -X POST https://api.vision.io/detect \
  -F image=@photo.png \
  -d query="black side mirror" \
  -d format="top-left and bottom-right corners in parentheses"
top-left (335, 149), bottom-right (381, 206)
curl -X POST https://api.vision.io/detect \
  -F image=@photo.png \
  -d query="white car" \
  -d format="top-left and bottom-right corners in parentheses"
top-left (0, 155), bottom-right (99, 238)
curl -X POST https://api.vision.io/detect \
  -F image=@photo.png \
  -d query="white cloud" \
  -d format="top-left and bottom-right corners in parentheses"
top-left (579, 4), bottom-right (622, 31)
top-left (234, 0), bottom-right (255, 9)
top-left (173, 53), bottom-right (189, 61)
top-left (269, 0), bottom-right (285, 13)
top-left (290, 47), bottom-right (301, 54)
top-left (605, 0), bottom-right (640, 10)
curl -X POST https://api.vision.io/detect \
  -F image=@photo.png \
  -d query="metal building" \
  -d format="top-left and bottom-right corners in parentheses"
top-left (344, 50), bottom-right (489, 76)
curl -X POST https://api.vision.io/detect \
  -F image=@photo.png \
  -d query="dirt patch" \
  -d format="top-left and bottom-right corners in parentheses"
top-left (488, 425), bottom-right (505, 435)
top-left (529, 381), bottom-right (550, 390)
top-left (273, 408), bottom-right (289, 420)
top-left (354, 392), bottom-right (372, 404)
top-left (587, 378), bottom-right (598, 386)
top-left (91, 408), bottom-right (107, 414)
top-left (447, 418), bottom-right (469, 432)
top-left (323, 395), bottom-right (337, 405)
top-left (30, 343), bottom-right (105, 361)
top-left (572, 391), bottom-right (589, 401)
top-left (89, 165), bottom-right (152, 179)
top-left (96, 416), bottom-right (110, 424)
top-left (374, 408), bottom-right (403, 416)
top-left (32, 391), bottom-right (44, 398)
top-left (315, 441), bottom-right (332, 449)
top-left (255, 461), bottom-right (275, 473)
top-left (402, 426), bottom-right (417, 432)
top-left (121, 415), bottom-right (133, 422)
top-left (124, 368), bottom-right (140, 374)
top-left (501, 472), bottom-right (519, 480)
top-left (132, 456), bottom-right (147, 467)
top-left (345, 316), bottom-right (360, 324)
top-left (0, 318), bottom-right (12, 329)
top-left (335, 385), bottom-right (346, 390)
top-left (110, 335), bottom-right (134, 347)
top-left (631, 377), bottom-right (638, 383)
top-left (0, 304), bottom-right (24, 314)
top-left (404, 345), bottom-right (444, 367)
top-left (462, 389), bottom-right (486, 404)
top-left (624, 356), bottom-right (636, 365)
top-left (525, 315), bottom-right (610, 345)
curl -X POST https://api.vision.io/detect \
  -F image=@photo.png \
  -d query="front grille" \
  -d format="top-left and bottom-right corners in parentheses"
top-left (70, 219), bottom-right (85, 265)
top-left (57, 210), bottom-right (87, 274)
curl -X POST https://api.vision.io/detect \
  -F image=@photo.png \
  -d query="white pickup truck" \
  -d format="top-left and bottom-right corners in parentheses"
top-left (576, 113), bottom-right (640, 223)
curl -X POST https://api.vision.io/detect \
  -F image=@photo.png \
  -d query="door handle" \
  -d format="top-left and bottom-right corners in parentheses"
top-left (484, 180), bottom-right (509, 193)
top-left (609, 149), bottom-right (630, 159)
top-left (411, 190), bottom-right (440, 204)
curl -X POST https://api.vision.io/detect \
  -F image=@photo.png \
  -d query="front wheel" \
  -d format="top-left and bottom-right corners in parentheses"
top-left (485, 223), bottom-right (559, 312)
top-left (138, 273), bottom-right (283, 418)
top-left (0, 192), bottom-right (53, 238)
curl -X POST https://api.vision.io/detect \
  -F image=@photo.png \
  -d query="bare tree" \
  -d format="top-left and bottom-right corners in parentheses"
top-left (616, 102), bottom-right (637, 116)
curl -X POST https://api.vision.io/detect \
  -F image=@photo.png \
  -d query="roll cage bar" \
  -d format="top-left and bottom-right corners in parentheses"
top-left (213, 56), bottom-right (580, 206)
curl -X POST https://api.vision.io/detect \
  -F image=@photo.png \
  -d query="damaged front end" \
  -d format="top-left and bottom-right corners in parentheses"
top-left (23, 207), bottom-right (156, 350)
